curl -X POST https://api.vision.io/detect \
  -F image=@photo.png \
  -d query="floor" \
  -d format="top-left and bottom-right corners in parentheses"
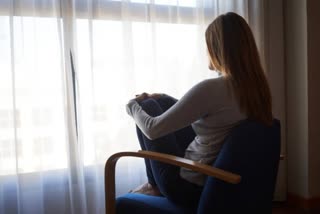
top-left (272, 203), bottom-right (320, 214)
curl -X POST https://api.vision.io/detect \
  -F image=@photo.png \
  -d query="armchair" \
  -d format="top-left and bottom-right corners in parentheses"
top-left (105, 119), bottom-right (282, 213)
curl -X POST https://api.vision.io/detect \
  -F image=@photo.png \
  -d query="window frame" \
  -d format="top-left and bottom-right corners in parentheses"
top-left (0, 0), bottom-right (213, 24)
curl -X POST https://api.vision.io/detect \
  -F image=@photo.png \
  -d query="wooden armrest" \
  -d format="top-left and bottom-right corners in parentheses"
top-left (104, 150), bottom-right (241, 214)
top-left (138, 150), bottom-right (241, 183)
top-left (280, 154), bottom-right (285, 160)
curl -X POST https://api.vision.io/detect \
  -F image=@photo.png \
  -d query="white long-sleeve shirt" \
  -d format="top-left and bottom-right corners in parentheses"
top-left (126, 76), bottom-right (246, 186)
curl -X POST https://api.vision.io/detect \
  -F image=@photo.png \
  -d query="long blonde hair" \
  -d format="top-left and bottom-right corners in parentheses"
top-left (206, 12), bottom-right (273, 125)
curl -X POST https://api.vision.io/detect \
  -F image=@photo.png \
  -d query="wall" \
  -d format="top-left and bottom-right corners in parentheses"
top-left (285, 0), bottom-right (320, 203)
top-left (285, 0), bottom-right (309, 198)
top-left (307, 0), bottom-right (320, 198)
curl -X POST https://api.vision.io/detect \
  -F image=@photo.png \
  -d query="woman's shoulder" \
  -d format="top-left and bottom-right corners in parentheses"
top-left (195, 76), bottom-right (226, 90)
top-left (205, 76), bottom-right (224, 83)
top-left (183, 77), bottom-right (226, 100)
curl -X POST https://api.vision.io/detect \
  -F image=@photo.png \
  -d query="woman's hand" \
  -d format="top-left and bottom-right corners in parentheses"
top-left (135, 93), bottom-right (149, 102)
top-left (134, 93), bottom-right (164, 102)
top-left (148, 93), bottom-right (163, 99)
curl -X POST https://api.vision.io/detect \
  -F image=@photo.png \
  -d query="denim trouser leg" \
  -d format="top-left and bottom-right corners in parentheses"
top-left (136, 96), bottom-right (202, 208)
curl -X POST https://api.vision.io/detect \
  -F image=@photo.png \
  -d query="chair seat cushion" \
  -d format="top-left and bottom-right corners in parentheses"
top-left (116, 193), bottom-right (195, 214)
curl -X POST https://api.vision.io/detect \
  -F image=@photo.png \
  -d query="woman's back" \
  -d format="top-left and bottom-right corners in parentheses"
top-left (180, 76), bottom-right (246, 186)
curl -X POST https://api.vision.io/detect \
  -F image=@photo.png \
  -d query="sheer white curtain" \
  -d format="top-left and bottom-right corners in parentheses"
top-left (0, 0), bottom-right (266, 213)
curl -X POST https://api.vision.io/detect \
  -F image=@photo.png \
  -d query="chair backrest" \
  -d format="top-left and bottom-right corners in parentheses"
top-left (197, 119), bottom-right (281, 214)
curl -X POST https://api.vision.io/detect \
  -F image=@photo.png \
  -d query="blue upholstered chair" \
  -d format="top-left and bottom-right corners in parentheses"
top-left (105, 119), bottom-right (281, 214)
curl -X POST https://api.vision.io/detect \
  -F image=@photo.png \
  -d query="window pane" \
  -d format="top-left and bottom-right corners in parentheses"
top-left (76, 19), bottom-right (215, 166)
top-left (0, 16), bottom-right (68, 175)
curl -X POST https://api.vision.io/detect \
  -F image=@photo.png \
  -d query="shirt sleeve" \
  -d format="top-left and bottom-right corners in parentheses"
top-left (126, 79), bottom-right (215, 140)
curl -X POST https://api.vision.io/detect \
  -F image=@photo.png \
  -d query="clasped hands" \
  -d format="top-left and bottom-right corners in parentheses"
top-left (134, 93), bottom-right (163, 102)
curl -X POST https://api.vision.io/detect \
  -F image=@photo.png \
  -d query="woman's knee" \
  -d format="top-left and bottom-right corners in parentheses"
top-left (156, 95), bottom-right (177, 111)
top-left (139, 98), bottom-right (163, 117)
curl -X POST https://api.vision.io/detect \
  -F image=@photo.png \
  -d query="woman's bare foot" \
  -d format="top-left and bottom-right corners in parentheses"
top-left (129, 183), bottom-right (162, 196)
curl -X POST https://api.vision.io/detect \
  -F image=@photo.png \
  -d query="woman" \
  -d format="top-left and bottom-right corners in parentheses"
top-left (126, 12), bottom-right (272, 208)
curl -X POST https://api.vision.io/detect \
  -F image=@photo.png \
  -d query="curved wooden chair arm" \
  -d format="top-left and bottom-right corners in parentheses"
top-left (104, 150), bottom-right (241, 214)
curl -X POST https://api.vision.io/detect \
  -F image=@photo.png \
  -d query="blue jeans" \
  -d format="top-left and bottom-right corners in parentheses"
top-left (136, 95), bottom-right (203, 208)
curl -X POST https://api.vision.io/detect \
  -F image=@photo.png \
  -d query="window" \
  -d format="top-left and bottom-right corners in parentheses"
top-left (111, 0), bottom-right (197, 7)
top-left (76, 19), bottom-right (215, 165)
top-left (0, 16), bottom-right (68, 175)
top-left (0, 1), bottom-right (217, 175)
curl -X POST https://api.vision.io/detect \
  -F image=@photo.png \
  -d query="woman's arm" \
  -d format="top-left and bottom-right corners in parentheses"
top-left (126, 79), bottom-right (217, 140)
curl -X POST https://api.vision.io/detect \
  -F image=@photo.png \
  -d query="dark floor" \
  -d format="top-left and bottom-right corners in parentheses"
top-left (273, 203), bottom-right (320, 214)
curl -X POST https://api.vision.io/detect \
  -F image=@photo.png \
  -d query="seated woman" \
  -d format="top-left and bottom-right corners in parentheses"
top-left (125, 12), bottom-right (273, 209)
